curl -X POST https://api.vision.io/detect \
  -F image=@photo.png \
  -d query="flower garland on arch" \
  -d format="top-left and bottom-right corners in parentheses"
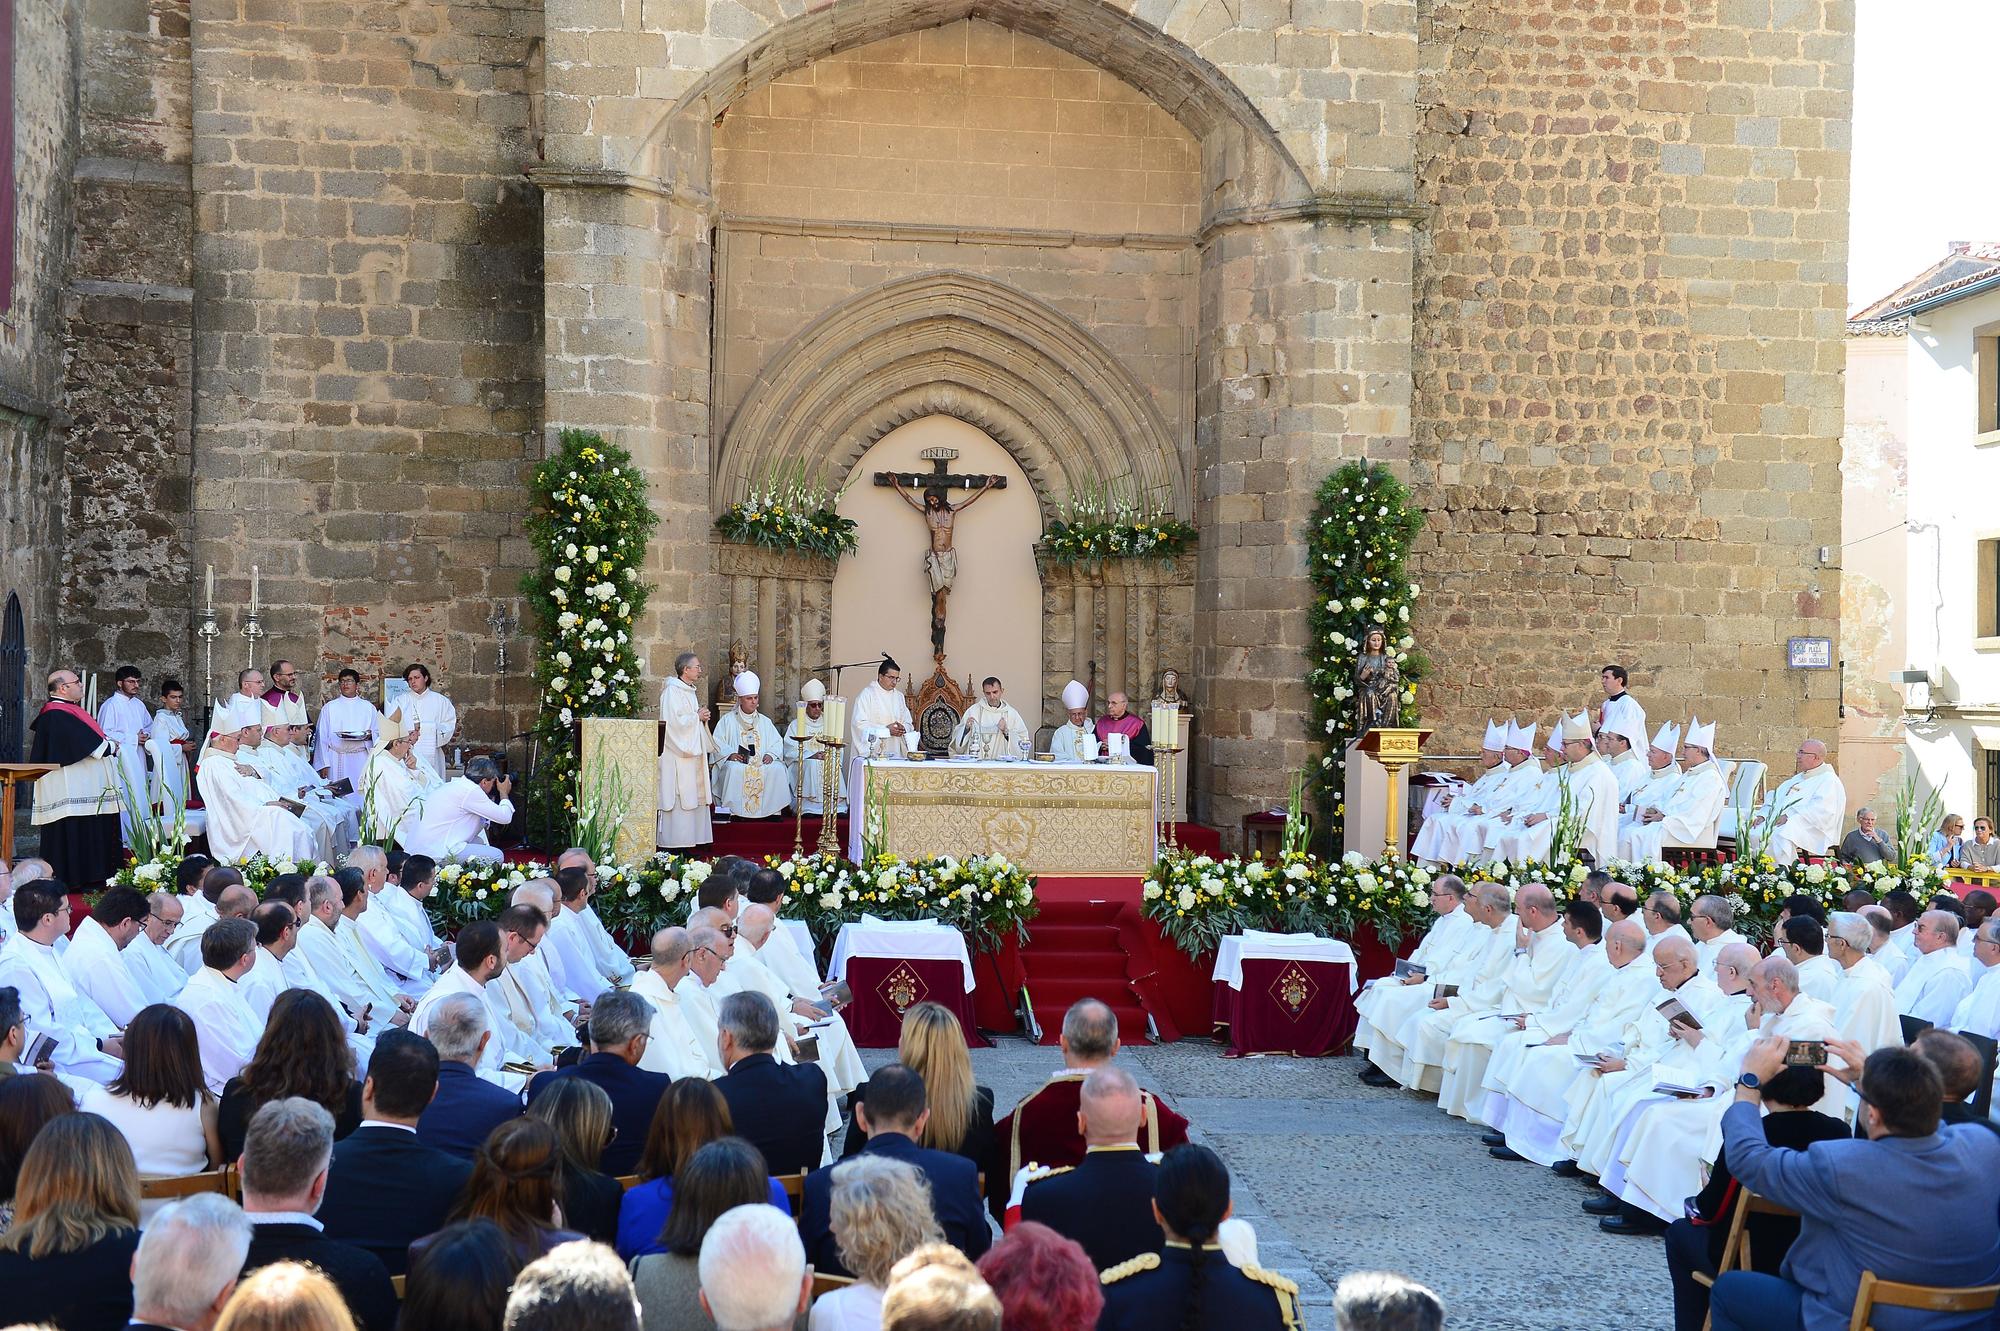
top-left (522, 429), bottom-right (659, 830)
top-left (1306, 461), bottom-right (1428, 840)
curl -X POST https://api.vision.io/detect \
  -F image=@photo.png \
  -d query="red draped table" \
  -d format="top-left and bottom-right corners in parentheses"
top-left (1210, 933), bottom-right (1357, 1057)
top-left (829, 922), bottom-right (987, 1048)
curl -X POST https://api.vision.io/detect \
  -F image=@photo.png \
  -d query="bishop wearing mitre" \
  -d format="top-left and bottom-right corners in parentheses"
top-left (711, 672), bottom-right (791, 820)
top-left (1049, 680), bottom-right (1097, 761)
top-left (847, 656), bottom-right (914, 862)
top-left (658, 652), bottom-right (714, 849)
top-left (784, 680), bottom-right (846, 815)
top-left (951, 676), bottom-right (1030, 760)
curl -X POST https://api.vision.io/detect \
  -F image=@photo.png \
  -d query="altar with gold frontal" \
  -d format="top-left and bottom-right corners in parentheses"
top-left (861, 759), bottom-right (1159, 876)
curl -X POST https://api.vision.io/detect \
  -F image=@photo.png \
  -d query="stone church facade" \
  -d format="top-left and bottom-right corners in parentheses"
top-left (3, 0), bottom-right (1852, 839)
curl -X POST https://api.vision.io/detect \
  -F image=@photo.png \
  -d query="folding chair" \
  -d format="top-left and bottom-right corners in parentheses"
top-left (1692, 1188), bottom-right (1799, 1331)
top-left (616, 1174), bottom-right (642, 1190)
top-left (1846, 1269), bottom-right (2000, 1331)
top-left (777, 1172), bottom-right (806, 1216)
top-left (138, 1170), bottom-right (231, 1200)
top-left (810, 1272), bottom-right (856, 1299)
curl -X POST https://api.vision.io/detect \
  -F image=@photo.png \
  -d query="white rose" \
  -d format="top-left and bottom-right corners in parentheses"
top-left (820, 893), bottom-right (840, 910)
top-left (1176, 887), bottom-right (1197, 909)
top-left (1343, 850), bottom-right (1366, 867)
top-left (564, 543), bottom-right (577, 558)
top-left (1285, 863), bottom-right (1309, 881)
top-left (1142, 882), bottom-right (1163, 901)
top-left (554, 566), bottom-right (572, 582)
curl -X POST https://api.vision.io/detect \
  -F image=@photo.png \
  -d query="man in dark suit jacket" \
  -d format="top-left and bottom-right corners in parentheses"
top-left (1018, 1066), bottom-right (1161, 1272)
top-left (525, 989), bottom-right (670, 1176)
top-left (316, 1028), bottom-right (474, 1277)
top-left (415, 997), bottom-right (525, 1158)
top-left (236, 1092), bottom-right (401, 1330)
top-left (801, 1062), bottom-right (989, 1277)
top-left (713, 988), bottom-right (829, 1177)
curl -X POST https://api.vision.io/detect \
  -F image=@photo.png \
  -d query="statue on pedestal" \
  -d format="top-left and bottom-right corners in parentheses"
top-left (1353, 627), bottom-right (1402, 733)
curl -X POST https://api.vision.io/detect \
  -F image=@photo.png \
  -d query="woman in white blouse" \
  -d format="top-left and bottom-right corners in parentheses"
top-left (78, 1004), bottom-right (219, 1217)
top-left (810, 1155), bottom-right (943, 1331)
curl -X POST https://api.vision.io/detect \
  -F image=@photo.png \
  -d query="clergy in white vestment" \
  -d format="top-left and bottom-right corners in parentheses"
top-left (1777, 917), bottom-right (1844, 1004)
top-left (175, 919), bottom-right (265, 1094)
top-left (510, 880), bottom-right (586, 1008)
top-left (552, 850), bottom-right (637, 986)
top-left (196, 720), bottom-right (316, 862)
top-left (251, 707), bottom-right (356, 853)
top-left (952, 676), bottom-right (1031, 761)
top-left (1354, 877), bottom-right (1496, 1081)
top-left (489, 901), bottom-right (578, 1054)
top-left (1048, 680), bottom-right (1098, 763)
top-left (1867, 906), bottom-right (1915, 986)
top-left (0, 882), bottom-right (122, 1082)
top-left (412, 920), bottom-right (551, 1081)
top-left (162, 881), bottom-right (220, 977)
top-left (351, 851), bottom-right (439, 996)
top-left (673, 948), bottom-right (730, 1078)
top-left (261, 661), bottom-right (316, 764)
top-left (739, 867), bottom-right (823, 1000)
top-left (658, 653), bottom-right (715, 849)
top-left (145, 684), bottom-right (202, 836)
top-left (1617, 722), bottom-right (1683, 834)
top-left (847, 657), bottom-right (914, 862)
top-left (97, 667), bottom-right (154, 844)
top-left (1485, 919), bottom-right (1657, 1166)
top-left (1410, 720), bottom-right (1507, 863)
top-left (1825, 912), bottom-right (1904, 1054)
top-left (631, 927), bottom-right (719, 1080)
top-left (1429, 721), bottom-right (1545, 865)
top-left (1950, 921), bottom-right (2000, 1036)
top-left (196, 674), bottom-right (273, 764)
top-left (374, 853), bottom-right (449, 969)
top-left (237, 904), bottom-right (305, 1022)
top-left (299, 878), bottom-right (405, 1028)
top-left (784, 680), bottom-right (847, 816)
top-left (361, 713), bottom-right (435, 848)
top-left (1895, 910), bottom-right (1974, 1027)
top-left (1485, 732), bottom-right (1568, 864)
top-left (398, 664), bottom-right (457, 778)
top-left (1597, 667), bottom-right (1646, 754)
top-left (401, 757), bottom-right (513, 864)
top-left (1686, 895), bottom-right (1749, 979)
top-left (1472, 915), bottom-right (1617, 1125)
top-left (1743, 737), bottom-right (1846, 863)
top-left (735, 905), bottom-right (866, 1097)
top-left (275, 900), bottom-right (376, 1058)
top-left (545, 874), bottom-right (614, 1004)
top-left (314, 670), bottom-right (382, 788)
top-left (711, 673), bottom-right (792, 819)
top-left (61, 889), bottom-right (154, 1028)
top-left (1436, 899), bottom-right (1598, 1119)
top-left (1639, 892), bottom-right (1694, 956)
top-left (237, 718), bottom-right (337, 861)
top-left (1600, 705), bottom-right (1651, 802)
top-left (1384, 884), bottom-right (1520, 1089)
top-left (128, 893), bottom-right (189, 1004)
top-left (1619, 719), bottom-right (1727, 862)
top-left (1397, 884), bottom-right (1573, 1097)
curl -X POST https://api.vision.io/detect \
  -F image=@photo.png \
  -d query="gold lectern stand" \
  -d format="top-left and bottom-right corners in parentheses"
top-left (1350, 727), bottom-right (1432, 858)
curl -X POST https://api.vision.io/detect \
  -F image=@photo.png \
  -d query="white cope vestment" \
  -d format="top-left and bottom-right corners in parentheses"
top-left (362, 749), bottom-right (433, 849)
top-left (1472, 944), bottom-right (1615, 1125)
top-left (496, 951), bottom-right (578, 1052)
top-left (1486, 765), bottom-right (1566, 863)
top-left (631, 969), bottom-right (716, 1080)
top-left (1486, 956), bottom-right (1659, 1165)
top-left (544, 906), bottom-right (612, 1003)
top-left (1618, 761), bottom-right (1683, 829)
top-left (0, 933), bottom-right (122, 1082)
top-left (300, 915), bottom-right (394, 1018)
top-left (400, 688), bottom-right (457, 778)
top-left (402, 776), bottom-right (512, 863)
top-left (1619, 761), bottom-right (1726, 862)
top-left (1895, 947), bottom-right (1972, 1027)
top-left (1608, 749), bottom-right (1647, 801)
top-left (249, 741), bottom-right (355, 855)
top-left (175, 966), bottom-right (263, 1094)
top-left (356, 887), bottom-right (435, 995)
top-left (61, 916), bottom-right (150, 1028)
top-left (239, 740), bottom-right (338, 859)
top-left (657, 677), bottom-right (713, 849)
top-left (1431, 758), bottom-right (1544, 864)
top-left (1050, 722), bottom-right (1097, 763)
top-left (672, 974), bottom-right (730, 1077)
top-left (126, 932), bottom-right (187, 1005)
top-left (1750, 764), bottom-right (1847, 862)
top-left (414, 964), bottom-right (550, 1075)
top-left (196, 751), bottom-right (315, 862)
top-left (314, 695), bottom-right (382, 787)
top-left (96, 692), bottom-right (153, 843)
top-left (951, 701), bottom-right (1030, 761)
top-left (846, 681), bottom-right (914, 862)
top-left (711, 708), bottom-right (791, 819)
top-left (783, 712), bottom-right (846, 815)
top-left (1410, 760), bottom-right (1508, 862)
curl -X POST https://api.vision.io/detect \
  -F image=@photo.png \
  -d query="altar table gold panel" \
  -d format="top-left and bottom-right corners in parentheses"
top-left (863, 759), bottom-right (1158, 875)
top-left (580, 717), bottom-right (658, 865)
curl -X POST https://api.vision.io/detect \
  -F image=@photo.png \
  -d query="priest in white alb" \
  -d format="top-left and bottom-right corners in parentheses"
top-left (146, 680), bottom-right (203, 836)
top-left (952, 676), bottom-right (1031, 761)
top-left (1484, 731), bottom-right (1567, 864)
top-left (847, 656), bottom-right (914, 861)
top-left (398, 663), bottom-right (456, 778)
top-left (1425, 721), bottom-right (1544, 865)
top-left (61, 888), bottom-right (153, 1029)
top-left (1410, 720), bottom-right (1508, 863)
top-left (197, 707), bottom-right (316, 862)
top-left (658, 652), bottom-right (714, 849)
top-left (631, 926), bottom-right (721, 1080)
top-left (402, 757), bottom-right (513, 864)
top-left (734, 904), bottom-right (867, 1098)
top-left (96, 666), bottom-right (154, 844)
top-left (413, 916), bottom-right (553, 1081)
top-left (175, 919), bottom-right (265, 1094)
top-left (361, 712), bottom-right (431, 847)
top-left (1826, 911), bottom-right (1903, 1055)
top-left (1600, 708), bottom-right (1650, 802)
top-left (0, 882), bottom-right (122, 1082)
top-left (495, 886), bottom-right (582, 1051)
top-left (1743, 737), bottom-right (1846, 863)
top-left (1049, 681), bottom-right (1097, 762)
top-left (711, 672), bottom-right (791, 819)
top-left (314, 668), bottom-right (382, 789)
top-left (1950, 920), bottom-right (2000, 1037)
top-left (1618, 719), bottom-right (1727, 863)
top-left (1895, 910), bottom-right (1973, 1026)
top-left (299, 877), bottom-right (404, 1030)
top-left (251, 706), bottom-right (357, 852)
top-left (1616, 722), bottom-right (1683, 842)
top-left (784, 680), bottom-right (846, 816)
top-left (1355, 879), bottom-right (1503, 1083)
top-left (1465, 906), bottom-right (1615, 1123)
top-left (129, 893), bottom-right (189, 1004)
top-left (235, 713), bottom-right (337, 860)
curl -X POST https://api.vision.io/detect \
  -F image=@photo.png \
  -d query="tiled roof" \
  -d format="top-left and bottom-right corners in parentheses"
top-left (1849, 242), bottom-right (2000, 329)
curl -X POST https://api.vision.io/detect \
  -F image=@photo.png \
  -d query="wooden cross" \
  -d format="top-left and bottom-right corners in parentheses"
top-left (874, 447), bottom-right (1007, 660)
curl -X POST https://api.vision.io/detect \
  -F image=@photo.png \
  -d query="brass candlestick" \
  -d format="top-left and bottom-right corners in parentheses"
top-left (791, 719), bottom-right (807, 861)
top-left (816, 737), bottom-right (846, 859)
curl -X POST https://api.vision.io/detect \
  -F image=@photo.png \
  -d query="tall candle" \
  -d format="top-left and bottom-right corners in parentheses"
top-left (250, 565), bottom-right (259, 612)
top-left (824, 696), bottom-right (846, 740)
top-left (204, 564), bottom-right (214, 610)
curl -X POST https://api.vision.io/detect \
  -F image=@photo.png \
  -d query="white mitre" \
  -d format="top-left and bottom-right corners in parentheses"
top-left (1060, 680), bottom-right (1089, 711)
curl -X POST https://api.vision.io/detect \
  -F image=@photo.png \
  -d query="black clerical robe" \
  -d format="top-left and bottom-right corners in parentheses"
top-left (29, 701), bottom-right (124, 887)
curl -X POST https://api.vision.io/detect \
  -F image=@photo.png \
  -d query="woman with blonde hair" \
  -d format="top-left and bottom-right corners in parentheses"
top-left (526, 1075), bottom-right (623, 1244)
top-left (812, 1155), bottom-right (944, 1331)
top-left (215, 1260), bottom-right (358, 1331)
top-left (0, 1111), bottom-right (144, 1331)
top-left (842, 1002), bottom-right (993, 1165)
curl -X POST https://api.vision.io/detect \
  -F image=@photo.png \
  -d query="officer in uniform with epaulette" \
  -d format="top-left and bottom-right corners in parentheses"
top-left (1018, 1066), bottom-right (1163, 1271)
top-left (1096, 1144), bottom-right (1300, 1331)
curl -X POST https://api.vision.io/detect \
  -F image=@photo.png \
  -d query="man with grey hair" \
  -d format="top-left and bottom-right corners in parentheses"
top-left (129, 888), bottom-right (190, 1003)
top-left (1839, 806), bottom-right (1894, 865)
top-left (1950, 919), bottom-right (2000, 1037)
top-left (525, 987), bottom-right (667, 1175)
top-left (1019, 1063), bottom-right (1162, 1270)
top-left (631, 925), bottom-right (717, 1079)
top-left (1895, 909), bottom-right (1973, 1026)
top-left (347, 844), bottom-right (437, 996)
top-left (507, 877), bottom-right (586, 1033)
top-left (1360, 880), bottom-right (1514, 1088)
top-left (239, 1097), bottom-right (399, 1331)
top-left (716, 988), bottom-right (830, 1175)
top-left (507, 1239), bottom-right (643, 1331)
top-left (1686, 894), bottom-right (1746, 977)
top-left (1355, 874), bottom-right (1481, 1084)
top-left (1857, 901), bottom-right (1912, 984)
top-left (130, 1193), bottom-right (254, 1331)
top-left (415, 992), bottom-right (525, 1160)
top-left (697, 1206), bottom-right (810, 1331)
top-left (402, 754), bottom-right (513, 864)
top-left (1334, 1271), bottom-right (1443, 1331)
top-left (1745, 737), bottom-right (1847, 863)
top-left (1826, 910), bottom-right (1902, 1053)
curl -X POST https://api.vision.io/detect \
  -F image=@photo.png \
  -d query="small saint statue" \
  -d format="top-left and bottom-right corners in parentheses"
top-left (1151, 668), bottom-right (1188, 719)
top-left (1353, 627), bottom-right (1402, 733)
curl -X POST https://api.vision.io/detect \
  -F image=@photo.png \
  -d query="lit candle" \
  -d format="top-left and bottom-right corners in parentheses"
top-left (204, 564), bottom-right (214, 610)
top-left (250, 565), bottom-right (259, 613)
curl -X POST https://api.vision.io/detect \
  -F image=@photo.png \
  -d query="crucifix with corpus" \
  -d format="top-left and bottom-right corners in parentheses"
top-left (875, 446), bottom-right (1006, 661)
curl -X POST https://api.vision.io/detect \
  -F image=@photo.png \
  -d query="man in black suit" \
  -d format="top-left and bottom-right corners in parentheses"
top-left (526, 987), bottom-right (670, 1175)
top-left (714, 988), bottom-right (828, 1177)
top-left (317, 1027), bottom-right (474, 1276)
top-left (800, 1062), bottom-right (989, 1276)
top-left (239, 1095), bottom-right (398, 1331)
top-left (129, 1191), bottom-right (254, 1331)
top-left (415, 991), bottom-right (524, 1158)
top-left (1018, 1065), bottom-right (1162, 1271)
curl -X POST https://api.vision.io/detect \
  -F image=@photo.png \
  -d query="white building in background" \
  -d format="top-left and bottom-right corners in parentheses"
top-left (1844, 242), bottom-right (2000, 829)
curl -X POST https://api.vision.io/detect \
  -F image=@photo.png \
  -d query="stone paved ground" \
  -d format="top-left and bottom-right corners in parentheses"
top-left (868, 1037), bottom-right (1674, 1331)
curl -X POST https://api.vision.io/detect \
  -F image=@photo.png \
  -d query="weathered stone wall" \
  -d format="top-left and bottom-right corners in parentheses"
top-left (184, 0), bottom-right (545, 742)
top-left (1410, 0), bottom-right (1853, 776)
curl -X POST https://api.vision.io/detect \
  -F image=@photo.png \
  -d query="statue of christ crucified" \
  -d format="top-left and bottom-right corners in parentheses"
top-left (875, 448), bottom-right (1006, 659)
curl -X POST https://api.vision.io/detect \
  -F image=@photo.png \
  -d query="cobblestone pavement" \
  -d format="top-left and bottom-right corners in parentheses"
top-left (869, 1037), bottom-right (1674, 1330)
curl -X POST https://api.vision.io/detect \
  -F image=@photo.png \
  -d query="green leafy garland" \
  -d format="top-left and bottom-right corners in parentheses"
top-left (1306, 461), bottom-right (1428, 840)
top-left (521, 429), bottom-right (659, 833)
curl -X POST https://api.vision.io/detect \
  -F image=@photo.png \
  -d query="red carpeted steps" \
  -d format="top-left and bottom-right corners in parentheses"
top-left (1020, 899), bottom-right (1152, 1044)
